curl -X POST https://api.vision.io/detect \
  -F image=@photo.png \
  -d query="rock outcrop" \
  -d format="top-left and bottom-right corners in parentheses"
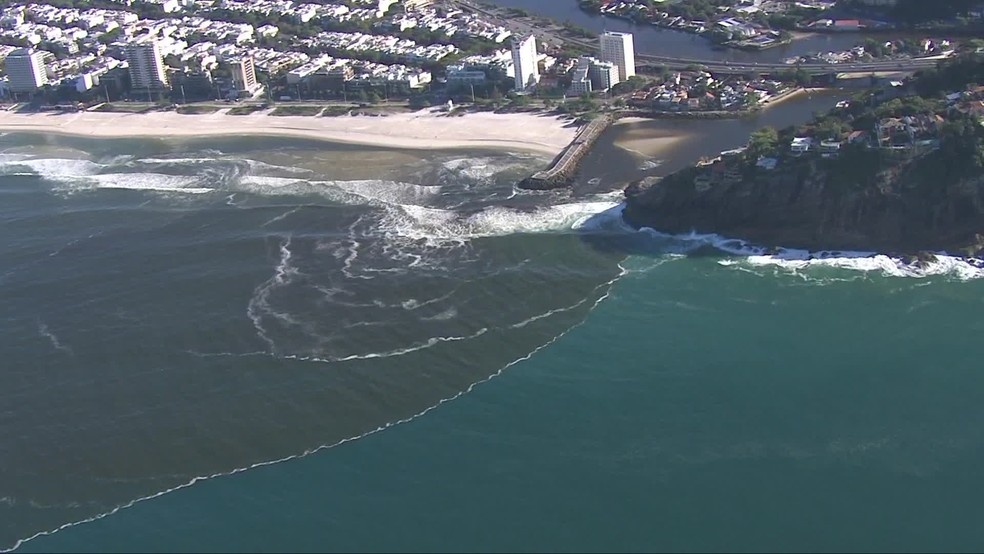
top-left (623, 154), bottom-right (984, 256)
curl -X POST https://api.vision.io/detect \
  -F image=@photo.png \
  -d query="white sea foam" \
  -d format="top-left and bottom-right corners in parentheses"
top-left (246, 237), bottom-right (299, 350)
top-left (0, 158), bottom-right (101, 179)
top-left (2, 261), bottom-right (624, 554)
top-left (244, 158), bottom-right (312, 175)
top-left (440, 156), bottom-right (523, 181)
top-left (37, 321), bottom-right (73, 355)
top-left (83, 173), bottom-right (212, 194)
top-left (332, 179), bottom-right (441, 206)
top-left (419, 306), bottom-right (458, 321)
top-left (382, 200), bottom-right (623, 242)
top-left (133, 156), bottom-right (310, 176)
top-left (400, 289), bottom-right (459, 311)
top-left (282, 327), bottom-right (490, 363)
top-left (260, 207), bottom-right (302, 228)
top-left (0, 152), bottom-right (32, 163)
top-left (634, 224), bottom-right (984, 281)
top-left (0, 157), bottom-right (213, 194)
top-left (741, 252), bottom-right (984, 281)
top-left (509, 296), bottom-right (591, 329)
top-left (128, 156), bottom-right (219, 166)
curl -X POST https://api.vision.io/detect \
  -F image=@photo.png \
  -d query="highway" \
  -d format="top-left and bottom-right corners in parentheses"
top-left (633, 54), bottom-right (944, 75)
top-left (451, 0), bottom-right (946, 75)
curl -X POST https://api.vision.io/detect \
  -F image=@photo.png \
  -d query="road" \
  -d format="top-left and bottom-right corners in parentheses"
top-left (633, 54), bottom-right (944, 75)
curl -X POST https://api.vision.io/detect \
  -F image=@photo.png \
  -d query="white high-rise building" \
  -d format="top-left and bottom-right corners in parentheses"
top-left (588, 58), bottom-right (619, 92)
top-left (600, 31), bottom-right (635, 82)
top-left (569, 56), bottom-right (620, 95)
top-left (510, 34), bottom-right (539, 91)
top-left (5, 48), bottom-right (48, 93)
top-left (229, 56), bottom-right (259, 96)
top-left (125, 39), bottom-right (169, 91)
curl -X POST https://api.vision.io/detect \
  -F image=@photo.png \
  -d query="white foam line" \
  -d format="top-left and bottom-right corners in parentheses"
top-left (260, 207), bottom-right (302, 228)
top-left (184, 350), bottom-right (270, 359)
top-left (508, 288), bottom-right (598, 329)
top-left (48, 233), bottom-right (100, 257)
top-left (246, 237), bottom-right (297, 350)
top-left (401, 288), bottom-right (459, 311)
top-left (636, 225), bottom-right (984, 281)
top-left (2, 263), bottom-right (626, 554)
top-left (340, 237), bottom-right (373, 280)
top-left (283, 327), bottom-right (490, 363)
top-left (37, 320), bottom-right (73, 355)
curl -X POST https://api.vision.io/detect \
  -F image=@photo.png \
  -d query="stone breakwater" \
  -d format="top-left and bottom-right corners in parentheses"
top-left (518, 115), bottom-right (614, 191)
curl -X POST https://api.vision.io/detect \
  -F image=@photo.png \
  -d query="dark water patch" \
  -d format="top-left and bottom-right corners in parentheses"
top-left (0, 133), bottom-right (626, 549)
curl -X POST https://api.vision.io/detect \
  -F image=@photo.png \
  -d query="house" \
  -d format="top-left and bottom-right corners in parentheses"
top-left (790, 137), bottom-right (813, 155)
top-left (819, 140), bottom-right (842, 158)
top-left (955, 100), bottom-right (984, 119)
top-left (847, 130), bottom-right (868, 144)
top-left (876, 117), bottom-right (910, 148)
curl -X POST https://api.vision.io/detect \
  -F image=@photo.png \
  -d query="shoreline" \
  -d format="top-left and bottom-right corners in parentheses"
top-left (616, 86), bottom-right (821, 121)
top-left (617, 205), bottom-right (984, 278)
top-left (0, 108), bottom-right (579, 157)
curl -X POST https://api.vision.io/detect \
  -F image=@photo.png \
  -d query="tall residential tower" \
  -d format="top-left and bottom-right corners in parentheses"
top-left (599, 31), bottom-right (635, 83)
top-left (125, 39), bottom-right (169, 91)
top-left (511, 34), bottom-right (539, 91)
top-left (5, 48), bottom-right (48, 93)
top-left (229, 56), bottom-right (260, 97)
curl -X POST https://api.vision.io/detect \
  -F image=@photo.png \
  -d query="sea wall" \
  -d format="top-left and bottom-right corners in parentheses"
top-left (518, 114), bottom-right (614, 191)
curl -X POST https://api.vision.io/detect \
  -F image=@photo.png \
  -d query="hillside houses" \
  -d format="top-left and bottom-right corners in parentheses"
top-left (627, 70), bottom-right (787, 113)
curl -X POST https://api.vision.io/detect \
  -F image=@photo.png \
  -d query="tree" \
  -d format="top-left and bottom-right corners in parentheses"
top-left (747, 126), bottom-right (779, 159)
top-left (814, 117), bottom-right (849, 140)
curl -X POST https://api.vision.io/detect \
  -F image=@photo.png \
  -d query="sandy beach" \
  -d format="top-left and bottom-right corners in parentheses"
top-left (0, 108), bottom-right (580, 156)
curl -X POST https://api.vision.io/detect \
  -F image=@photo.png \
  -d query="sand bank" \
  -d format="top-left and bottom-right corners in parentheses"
top-left (0, 108), bottom-right (580, 157)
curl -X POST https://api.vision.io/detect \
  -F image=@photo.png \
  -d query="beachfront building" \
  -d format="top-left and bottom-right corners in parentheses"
top-left (600, 31), bottom-right (635, 82)
top-left (569, 57), bottom-right (591, 95)
top-left (5, 47), bottom-right (49, 93)
top-left (511, 34), bottom-right (539, 91)
top-left (568, 56), bottom-right (620, 95)
top-left (125, 39), bottom-right (169, 94)
top-left (229, 56), bottom-right (261, 97)
top-left (588, 58), bottom-right (619, 92)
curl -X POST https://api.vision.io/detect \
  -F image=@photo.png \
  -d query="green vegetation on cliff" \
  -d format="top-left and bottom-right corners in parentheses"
top-left (624, 54), bottom-right (984, 255)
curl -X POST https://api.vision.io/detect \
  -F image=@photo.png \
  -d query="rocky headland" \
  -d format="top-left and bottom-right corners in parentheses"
top-left (623, 55), bottom-right (984, 261)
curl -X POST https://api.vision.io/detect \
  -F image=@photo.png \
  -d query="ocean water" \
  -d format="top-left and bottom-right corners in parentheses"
top-left (4, 130), bottom-right (984, 552)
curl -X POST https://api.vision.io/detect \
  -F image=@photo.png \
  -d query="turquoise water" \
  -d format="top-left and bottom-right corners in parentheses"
top-left (20, 255), bottom-right (984, 552)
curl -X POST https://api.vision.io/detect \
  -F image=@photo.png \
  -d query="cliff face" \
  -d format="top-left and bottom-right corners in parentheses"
top-left (623, 156), bottom-right (984, 256)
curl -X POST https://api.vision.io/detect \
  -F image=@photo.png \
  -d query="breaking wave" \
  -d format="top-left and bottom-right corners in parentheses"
top-left (629, 216), bottom-right (984, 281)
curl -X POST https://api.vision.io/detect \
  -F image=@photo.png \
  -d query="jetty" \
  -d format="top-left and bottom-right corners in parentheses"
top-left (519, 114), bottom-right (614, 190)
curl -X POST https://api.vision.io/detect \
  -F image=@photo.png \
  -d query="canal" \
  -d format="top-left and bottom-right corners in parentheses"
top-left (480, 0), bottom-right (914, 63)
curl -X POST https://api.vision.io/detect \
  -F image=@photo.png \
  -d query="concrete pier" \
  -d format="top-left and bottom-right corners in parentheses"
top-left (519, 114), bottom-right (614, 190)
